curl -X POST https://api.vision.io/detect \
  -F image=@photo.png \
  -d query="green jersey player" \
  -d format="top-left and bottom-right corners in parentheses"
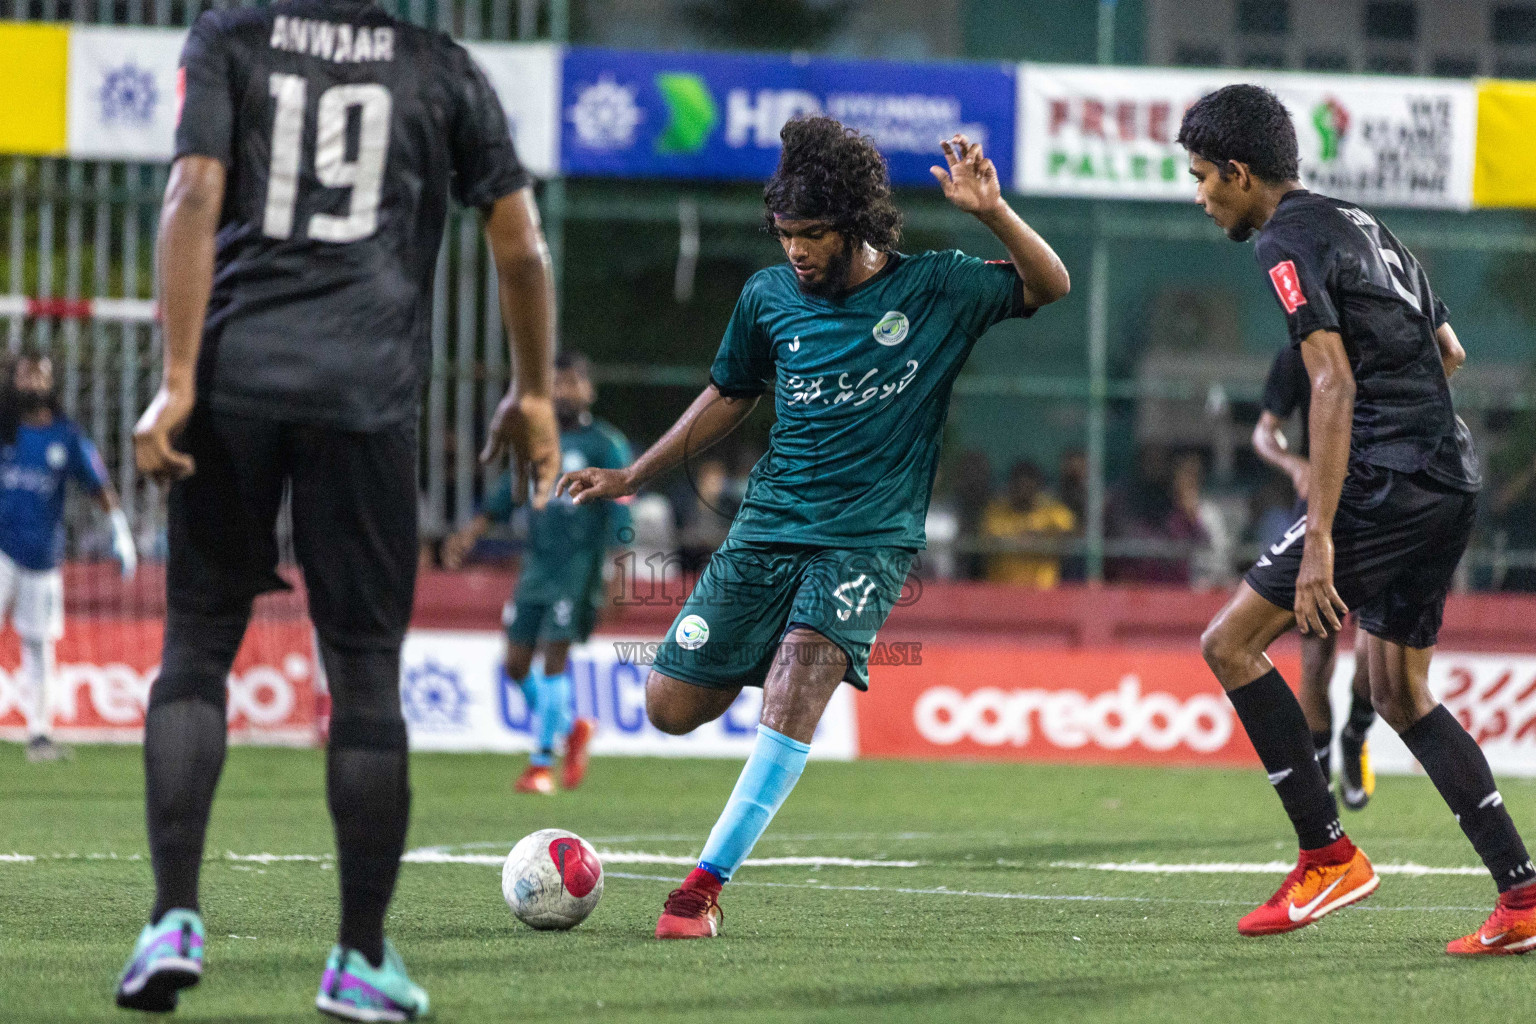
top-left (558, 116), bottom-right (1070, 939)
top-left (446, 352), bottom-right (631, 794)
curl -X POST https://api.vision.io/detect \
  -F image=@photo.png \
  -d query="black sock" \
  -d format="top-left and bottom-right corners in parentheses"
top-left (145, 697), bottom-right (228, 923)
top-left (1312, 730), bottom-right (1333, 781)
top-left (1226, 669), bottom-right (1342, 850)
top-left (1400, 705), bottom-right (1536, 892)
top-left (1343, 692), bottom-right (1376, 741)
top-left (324, 644), bottom-right (411, 969)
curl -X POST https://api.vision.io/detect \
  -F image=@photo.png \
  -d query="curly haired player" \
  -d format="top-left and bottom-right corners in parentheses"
top-left (1181, 84), bottom-right (1536, 953)
top-left (558, 116), bottom-right (1070, 939)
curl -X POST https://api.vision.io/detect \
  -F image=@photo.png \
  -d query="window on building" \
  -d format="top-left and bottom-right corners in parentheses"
top-left (1175, 43), bottom-right (1224, 67)
top-left (1236, 0), bottom-right (1289, 35)
top-left (1364, 2), bottom-right (1418, 41)
top-left (1492, 5), bottom-right (1536, 45)
top-left (1366, 52), bottom-right (1416, 73)
top-left (1241, 50), bottom-right (1286, 68)
top-left (1432, 54), bottom-right (1479, 77)
top-left (1304, 51), bottom-right (1350, 71)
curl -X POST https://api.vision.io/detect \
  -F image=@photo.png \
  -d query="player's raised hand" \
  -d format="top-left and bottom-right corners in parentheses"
top-left (482, 390), bottom-right (560, 510)
top-left (1294, 532), bottom-right (1349, 637)
top-left (931, 133), bottom-right (1002, 216)
top-left (133, 385), bottom-right (196, 482)
top-left (557, 467), bottom-right (635, 507)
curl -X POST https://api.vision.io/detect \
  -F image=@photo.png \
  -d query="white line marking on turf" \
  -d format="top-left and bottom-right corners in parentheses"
top-left (1052, 860), bottom-right (1489, 877)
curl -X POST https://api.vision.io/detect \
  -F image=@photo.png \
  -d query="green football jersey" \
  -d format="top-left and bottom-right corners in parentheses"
top-left (711, 250), bottom-right (1031, 549)
top-left (482, 417), bottom-right (632, 604)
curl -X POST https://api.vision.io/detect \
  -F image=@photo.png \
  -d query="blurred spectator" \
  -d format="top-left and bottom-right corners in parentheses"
top-left (1172, 450), bottom-right (1233, 590)
top-left (1490, 451), bottom-right (1536, 592)
top-left (1248, 473), bottom-right (1297, 551)
top-left (981, 460), bottom-right (1076, 588)
top-left (1057, 448), bottom-right (1088, 582)
top-left (670, 456), bottom-right (739, 572)
top-left (1106, 445), bottom-right (1173, 582)
top-left (949, 448), bottom-right (993, 580)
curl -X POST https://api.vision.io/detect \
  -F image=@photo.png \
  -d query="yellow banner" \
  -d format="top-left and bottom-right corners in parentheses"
top-left (1475, 80), bottom-right (1536, 209)
top-left (0, 22), bottom-right (69, 155)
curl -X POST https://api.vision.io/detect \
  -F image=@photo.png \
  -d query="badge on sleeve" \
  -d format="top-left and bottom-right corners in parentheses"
top-left (1268, 260), bottom-right (1307, 315)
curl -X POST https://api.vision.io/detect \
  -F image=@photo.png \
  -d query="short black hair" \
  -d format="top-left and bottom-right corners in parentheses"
top-left (554, 350), bottom-right (589, 374)
top-left (763, 116), bottom-right (902, 250)
top-left (1176, 84), bottom-right (1299, 184)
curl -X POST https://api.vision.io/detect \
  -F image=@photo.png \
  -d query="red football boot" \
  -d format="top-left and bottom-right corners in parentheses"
top-left (513, 764), bottom-right (555, 795)
top-left (1238, 836), bottom-right (1378, 936)
top-left (655, 869), bottom-right (724, 939)
top-left (562, 719), bottom-right (597, 791)
top-left (1447, 884), bottom-right (1536, 956)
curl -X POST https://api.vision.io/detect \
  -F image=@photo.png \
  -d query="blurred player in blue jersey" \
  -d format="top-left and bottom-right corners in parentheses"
top-left (1, 348), bottom-right (136, 762)
top-left (445, 352), bottom-right (632, 794)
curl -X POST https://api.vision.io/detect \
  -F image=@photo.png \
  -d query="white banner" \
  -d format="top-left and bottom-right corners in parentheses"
top-left (1332, 651), bottom-right (1536, 776)
top-left (465, 42), bottom-right (560, 179)
top-left (67, 26), bottom-right (183, 162)
top-left (1016, 64), bottom-right (1477, 209)
top-left (400, 630), bottom-right (857, 760)
top-left (62, 27), bottom-right (561, 177)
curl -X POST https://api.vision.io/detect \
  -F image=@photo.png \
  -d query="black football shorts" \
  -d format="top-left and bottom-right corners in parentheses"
top-left (166, 409), bottom-right (418, 648)
top-left (1246, 467), bottom-right (1475, 649)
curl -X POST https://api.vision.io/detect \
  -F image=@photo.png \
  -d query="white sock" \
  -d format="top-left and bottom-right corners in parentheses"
top-left (20, 637), bottom-right (55, 741)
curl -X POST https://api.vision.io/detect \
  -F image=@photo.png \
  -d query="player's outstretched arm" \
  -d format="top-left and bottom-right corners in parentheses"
top-left (1252, 410), bottom-right (1310, 500)
top-left (558, 385), bottom-right (756, 506)
top-left (483, 188), bottom-right (560, 509)
top-left (92, 485), bottom-right (137, 580)
top-left (136, 156), bottom-right (224, 483)
top-left (931, 133), bottom-right (1070, 309)
top-left (1297, 328), bottom-right (1355, 638)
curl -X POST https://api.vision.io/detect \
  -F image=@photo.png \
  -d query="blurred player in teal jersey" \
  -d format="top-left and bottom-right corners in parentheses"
top-left (558, 117), bottom-right (1070, 938)
top-left (445, 352), bottom-right (632, 794)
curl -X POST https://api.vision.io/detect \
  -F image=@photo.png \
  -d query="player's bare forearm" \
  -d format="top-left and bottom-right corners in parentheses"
top-left (1296, 329), bottom-right (1354, 635)
top-left (559, 384), bottom-right (756, 504)
top-left (1436, 322), bottom-right (1465, 379)
top-left (485, 189), bottom-right (554, 400)
top-left (973, 202), bottom-right (1071, 308)
top-left (1252, 411), bottom-right (1308, 494)
top-left (156, 156), bottom-right (224, 395)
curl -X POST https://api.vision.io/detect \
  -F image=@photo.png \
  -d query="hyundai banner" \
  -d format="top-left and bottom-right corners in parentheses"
top-left (1017, 64), bottom-right (1477, 209)
top-left (560, 46), bottom-right (1016, 186)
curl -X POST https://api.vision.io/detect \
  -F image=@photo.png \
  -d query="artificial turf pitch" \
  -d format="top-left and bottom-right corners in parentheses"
top-left (3, 745), bottom-right (1533, 1023)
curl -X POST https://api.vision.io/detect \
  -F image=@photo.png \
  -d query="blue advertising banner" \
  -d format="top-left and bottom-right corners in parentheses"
top-left (560, 46), bottom-right (1016, 186)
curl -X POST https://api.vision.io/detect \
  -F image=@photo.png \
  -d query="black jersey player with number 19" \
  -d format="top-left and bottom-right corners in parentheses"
top-left (118, 3), bottom-right (561, 1018)
top-left (1181, 84), bottom-right (1536, 952)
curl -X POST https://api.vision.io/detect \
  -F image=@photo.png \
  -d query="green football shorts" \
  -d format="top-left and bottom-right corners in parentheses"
top-left (652, 535), bottom-right (915, 691)
top-left (503, 596), bottom-right (599, 647)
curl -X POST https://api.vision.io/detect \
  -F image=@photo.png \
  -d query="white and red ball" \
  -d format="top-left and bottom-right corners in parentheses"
top-left (501, 829), bottom-right (604, 930)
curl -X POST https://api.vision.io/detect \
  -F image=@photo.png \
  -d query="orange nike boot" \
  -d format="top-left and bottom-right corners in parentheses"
top-left (655, 868), bottom-right (724, 939)
top-left (1446, 884), bottom-right (1536, 955)
top-left (513, 763), bottom-right (555, 795)
top-left (1238, 836), bottom-right (1378, 936)
top-left (562, 719), bottom-right (597, 791)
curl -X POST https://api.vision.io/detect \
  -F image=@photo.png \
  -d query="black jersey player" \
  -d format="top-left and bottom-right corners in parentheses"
top-left (1253, 344), bottom-right (1377, 808)
top-left (117, 3), bottom-right (561, 1017)
top-left (1182, 84), bottom-right (1536, 952)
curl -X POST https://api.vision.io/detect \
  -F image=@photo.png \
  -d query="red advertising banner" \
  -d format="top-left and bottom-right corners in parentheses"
top-left (861, 645), bottom-right (1302, 766)
top-left (0, 619), bottom-right (319, 744)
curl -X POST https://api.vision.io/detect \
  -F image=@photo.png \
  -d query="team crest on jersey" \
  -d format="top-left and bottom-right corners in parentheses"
top-left (45, 443), bottom-right (67, 470)
top-left (675, 614), bottom-right (709, 650)
top-left (872, 311), bottom-right (910, 347)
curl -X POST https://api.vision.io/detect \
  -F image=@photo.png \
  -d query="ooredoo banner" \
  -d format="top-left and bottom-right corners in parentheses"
top-left (861, 645), bottom-right (1277, 766)
top-left (1016, 64), bottom-right (1477, 209)
top-left (0, 619), bottom-right (320, 744)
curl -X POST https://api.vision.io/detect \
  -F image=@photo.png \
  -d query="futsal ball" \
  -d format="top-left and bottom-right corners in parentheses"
top-left (501, 829), bottom-right (604, 930)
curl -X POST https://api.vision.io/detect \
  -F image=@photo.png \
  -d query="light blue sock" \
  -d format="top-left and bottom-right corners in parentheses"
top-left (534, 671), bottom-right (572, 768)
top-left (524, 669), bottom-right (552, 768)
top-left (697, 725), bottom-right (811, 882)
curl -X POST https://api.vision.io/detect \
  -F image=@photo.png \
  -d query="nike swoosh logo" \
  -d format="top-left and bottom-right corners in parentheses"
top-left (1481, 931), bottom-right (1509, 946)
top-left (1256, 555), bottom-right (1272, 567)
top-left (1267, 768), bottom-right (1293, 785)
top-left (1288, 875), bottom-right (1347, 922)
